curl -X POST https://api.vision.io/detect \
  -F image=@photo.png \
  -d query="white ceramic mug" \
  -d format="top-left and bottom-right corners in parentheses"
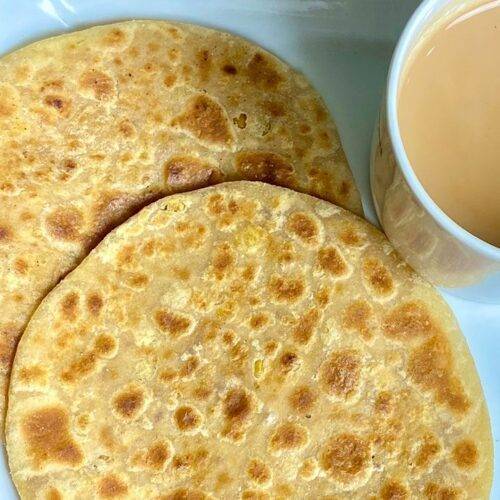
top-left (371, 0), bottom-right (500, 303)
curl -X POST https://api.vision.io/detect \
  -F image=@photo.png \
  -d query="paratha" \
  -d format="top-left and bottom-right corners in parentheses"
top-left (0, 20), bottom-right (362, 426)
top-left (6, 182), bottom-right (491, 499)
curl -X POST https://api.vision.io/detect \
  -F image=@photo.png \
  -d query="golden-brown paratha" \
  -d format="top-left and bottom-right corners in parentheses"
top-left (6, 182), bottom-right (491, 499)
top-left (0, 20), bottom-right (362, 426)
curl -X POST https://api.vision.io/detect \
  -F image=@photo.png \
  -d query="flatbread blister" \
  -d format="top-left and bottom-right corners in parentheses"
top-left (6, 183), bottom-right (492, 499)
top-left (0, 20), bottom-right (362, 426)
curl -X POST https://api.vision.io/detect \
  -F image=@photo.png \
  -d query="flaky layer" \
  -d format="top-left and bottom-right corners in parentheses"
top-left (7, 182), bottom-right (491, 499)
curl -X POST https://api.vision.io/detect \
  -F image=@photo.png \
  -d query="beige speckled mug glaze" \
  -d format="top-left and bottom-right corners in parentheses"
top-left (371, 0), bottom-right (500, 303)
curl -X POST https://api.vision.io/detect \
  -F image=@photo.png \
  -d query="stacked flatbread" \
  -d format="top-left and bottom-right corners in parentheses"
top-left (0, 20), bottom-right (362, 426)
top-left (6, 183), bottom-right (492, 499)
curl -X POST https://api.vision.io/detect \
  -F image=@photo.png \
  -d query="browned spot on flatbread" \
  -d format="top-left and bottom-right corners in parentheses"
top-left (342, 300), bottom-right (374, 340)
top-left (320, 433), bottom-right (370, 483)
top-left (144, 441), bottom-right (171, 470)
top-left (317, 246), bottom-right (348, 276)
top-left (98, 474), bottom-right (128, 497)
top-left (424, 483), bottom-right (461, 500)
top-left (247, 52), bottom-right (282, 89)
top-left (45, 487), bottom-right (62, 500)
top-left (408, 336), bottom-right (470, 413)
top-left (319, 350), bottom-right (361, 398)
top-left (80, 69), bottom-right (115, 100)
top-left (46, 207), bottom-right (83, 241)
top-left (269, 422), bottom-right (309, 452)
top-left (380, 480), bottom-right (409, 499)
top-left (172, 94), bottom-right (233, 145)
top-left (363, 257), bottom-right (394, 296)
top-left (61, 351), bottom-right (96, 383)
top-left (269, 275), bottom-right (305, 302)
top-left (247, 458), bottom-right (271, 485)
top-left (165, 156), bottom-right (223, 191)
top-left (287, 212), bottom-right (318, 244)
top-left (288, 385), bottom-right (317, 414)
top-left (383, 301), bottom-right (435, 340)
top-left (44, 95), bottom-right (71, 116)
top-left (60, 292), bottom-right (79, 321)
top-left (222, 387), bottom-right (254, 439)
top-left (21, 406), bottom-right (83, 467)
top-left (452, 439), bottom-right (478, 469)
top-left (236, 152), bottom-right (294, 187)
top-left (112, 386), bottom-right (145, 419)
top-left (174, 405), bottom-right (202, 432)
top-left (86, 292), bottom-right (103, 316)
top-left (293, 308), bottom-right (320, 345)
top-left (196, 49), bottom-right (212, 81)
top-left (155, 310), bottom-right (192, 337)
top-left (14, 258), bottom-right (28, 274)
top-left (102, 28), bottom-right (126, 46)
top-left (159, 488), bottom-right (208, 500)
top-left (0, 324), bottom-right (19, 368)
top-left (0, 225), bottom-right (11, 241)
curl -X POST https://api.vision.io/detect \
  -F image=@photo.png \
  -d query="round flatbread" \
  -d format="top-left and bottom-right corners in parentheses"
top-left (0, 20), bottom-right (362, 426)
top-left (6, 182), bottom-right (491, 499)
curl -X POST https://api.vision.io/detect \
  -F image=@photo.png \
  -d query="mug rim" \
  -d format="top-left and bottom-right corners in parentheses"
top-left (386, 0), bottom-right (500, 261)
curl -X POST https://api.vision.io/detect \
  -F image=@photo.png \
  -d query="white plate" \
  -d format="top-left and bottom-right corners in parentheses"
top-left (0, 0), bottom-right (497, 498)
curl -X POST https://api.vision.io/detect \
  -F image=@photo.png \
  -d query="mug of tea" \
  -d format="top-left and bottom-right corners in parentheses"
top-left (371, 0), bottom-right (500, 303)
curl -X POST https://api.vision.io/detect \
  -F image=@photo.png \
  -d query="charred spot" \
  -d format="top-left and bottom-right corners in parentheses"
top-left (165, 156), bottom-right (223, 191)
top-left (171, 94), bottom-right (233, 145)
top-left (319, 350), bottom-right (361, 398)
top-left (222, 63), bottom-right (237, 75)
top-left (21, 406), bottom-right (83, 467)
top-left (235, 152), bottom-right (294, 187)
